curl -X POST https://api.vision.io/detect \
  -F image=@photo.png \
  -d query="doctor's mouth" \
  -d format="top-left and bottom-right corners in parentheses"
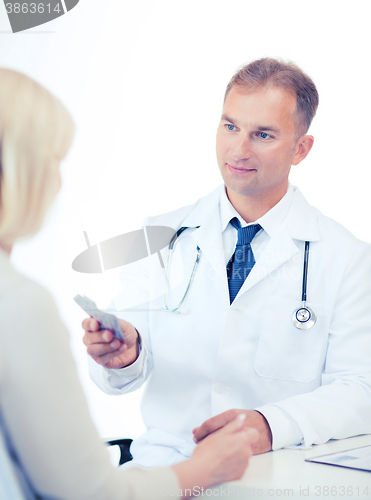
top-left (227, 163), bottom-right (257, 175)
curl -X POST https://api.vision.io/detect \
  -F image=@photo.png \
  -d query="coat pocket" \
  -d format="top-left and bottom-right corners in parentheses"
top-left (254, 295), bottom-right (328, 383)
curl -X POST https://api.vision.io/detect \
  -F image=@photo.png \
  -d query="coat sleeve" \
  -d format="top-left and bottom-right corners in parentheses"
top-left (257, 242), bottom-right (371, 449)
top-left (88, 218), bottom-right (155, 395)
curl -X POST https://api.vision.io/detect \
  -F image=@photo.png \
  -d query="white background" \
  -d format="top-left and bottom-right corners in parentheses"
top-left (0, 0), bottom-right (370, 440)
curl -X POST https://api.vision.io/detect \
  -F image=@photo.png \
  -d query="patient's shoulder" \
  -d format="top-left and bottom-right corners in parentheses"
top-left (0, 256), bottom-right (64, 346)
top-left (0, 257), bottom-right (53, 312)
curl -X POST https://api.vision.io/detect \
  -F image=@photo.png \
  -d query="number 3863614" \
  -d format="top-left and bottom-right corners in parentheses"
top-left (5, 3), bottom-right (62, 14)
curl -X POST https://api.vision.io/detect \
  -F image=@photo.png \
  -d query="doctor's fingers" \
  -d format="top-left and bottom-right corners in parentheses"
top-left (88, 344), bottom-right (127, 367)
top-left (82, 329), bottom-right (115, 347)
top-left (82, 317), bottom-right (101, 332)
top-left (85, 339), bottom-right (125, 359)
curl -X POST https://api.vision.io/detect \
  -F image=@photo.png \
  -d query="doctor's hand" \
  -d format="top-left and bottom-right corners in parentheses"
top-left (192, 409), bottom-right (272, 455)
top-left (82, 318), bottom-right (139, 369)
top-left (173, 414), bottom-right (259, 495)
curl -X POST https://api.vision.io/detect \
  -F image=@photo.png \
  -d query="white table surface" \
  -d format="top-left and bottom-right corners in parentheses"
top-left (205, 434), bottom-right (371, 499)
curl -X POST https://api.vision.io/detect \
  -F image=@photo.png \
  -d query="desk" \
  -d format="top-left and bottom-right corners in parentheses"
top-left (209, 435), bottom-right (371, 499)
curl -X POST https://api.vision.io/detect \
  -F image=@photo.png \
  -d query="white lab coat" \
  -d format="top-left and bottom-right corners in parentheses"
top-left (89, 185), bottom-right (371, 467)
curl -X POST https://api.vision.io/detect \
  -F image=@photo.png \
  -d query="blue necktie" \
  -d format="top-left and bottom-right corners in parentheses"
top-left (227, 217), bottom-right (262, 304)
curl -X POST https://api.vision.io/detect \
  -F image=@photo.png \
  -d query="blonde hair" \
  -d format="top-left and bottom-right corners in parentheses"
top-left (0, 68), bottom-right (74, 245)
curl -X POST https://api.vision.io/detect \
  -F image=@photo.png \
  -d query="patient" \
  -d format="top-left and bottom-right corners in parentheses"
top-left (0, 68), bottom-right (257, 499)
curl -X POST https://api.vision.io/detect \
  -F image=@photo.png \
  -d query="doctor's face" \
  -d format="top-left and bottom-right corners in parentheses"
top-left (216, 86), bottom-right (308, 207)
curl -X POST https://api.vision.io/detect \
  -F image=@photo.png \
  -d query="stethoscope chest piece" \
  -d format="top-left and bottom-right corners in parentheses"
top-left (292, 304), bottom-right (317, 330)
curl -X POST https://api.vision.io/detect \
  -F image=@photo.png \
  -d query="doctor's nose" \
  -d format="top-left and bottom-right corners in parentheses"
top-left (230, 135), bottom-right (253, 162)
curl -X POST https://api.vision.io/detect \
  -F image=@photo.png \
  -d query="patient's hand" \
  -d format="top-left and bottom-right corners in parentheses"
top-left (172, 414), bottom-right (259, 495)
top-left (192, 409), bottom-right (272, 455)
top-left (82, 318), bottom-right (139, 369)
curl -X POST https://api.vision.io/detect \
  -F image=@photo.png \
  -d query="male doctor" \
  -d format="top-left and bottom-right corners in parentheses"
top-left (83, 58), bottom-right (371, 467)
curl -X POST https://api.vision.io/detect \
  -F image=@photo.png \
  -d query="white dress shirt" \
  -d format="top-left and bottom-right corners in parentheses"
top-left (219, 183), bottom-right (295, 266)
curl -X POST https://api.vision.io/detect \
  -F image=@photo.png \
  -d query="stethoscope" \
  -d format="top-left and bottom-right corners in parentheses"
top-left (162, 227), bottom-right (317, 330)
top-left (162, 227), bottom-right (201, 314)
top-left (292, 241), bottom-right (317, 330)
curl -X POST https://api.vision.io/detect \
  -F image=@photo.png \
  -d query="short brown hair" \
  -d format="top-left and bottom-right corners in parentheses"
top-left (225, 58), bottom-right (319, 138)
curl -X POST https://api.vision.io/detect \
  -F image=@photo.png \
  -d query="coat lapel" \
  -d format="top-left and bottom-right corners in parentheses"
top-left (191, 213), bottom-right (226, 278)
top-left (236, 225), bottom-right (300, 296)
top-left (178, 185), bottom-right (322, 301)
top-left (231, 187), bottom-right (322, 300)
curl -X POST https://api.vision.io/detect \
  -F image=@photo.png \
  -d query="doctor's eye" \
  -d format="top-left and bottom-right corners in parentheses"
top-left (258, 132), bottom-right (271, 139)
top-left (226, 124), bottom-right (236, 131)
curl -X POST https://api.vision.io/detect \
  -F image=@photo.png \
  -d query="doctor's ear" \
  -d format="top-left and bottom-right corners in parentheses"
top-left (292, 135), bottom-right (314, 166)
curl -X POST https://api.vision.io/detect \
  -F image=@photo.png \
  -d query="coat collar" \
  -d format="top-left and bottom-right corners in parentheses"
top-left (178, 184), bottom-right (322, 300)
top-left (181, 184), bottom-right (321, 243)
top-left (285, 187), bottom-right (321, 242)
top-left (181, 185), bottom-right (222, 229)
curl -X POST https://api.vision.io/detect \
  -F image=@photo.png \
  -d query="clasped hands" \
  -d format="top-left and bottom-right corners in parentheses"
top-left (193, 409), bottom-right (272, 455)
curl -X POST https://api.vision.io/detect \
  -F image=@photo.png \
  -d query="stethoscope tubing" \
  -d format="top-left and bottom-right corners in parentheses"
top-left (162, 227), bottom-right (201, 313)
top-left (302, 241), bottom-right (310, 302)
top-left (163, 227), bottom-right (317, 329)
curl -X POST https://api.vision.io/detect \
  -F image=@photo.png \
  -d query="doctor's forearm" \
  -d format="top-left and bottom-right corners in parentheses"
top-left (257, 378), bottom-right (371, 449)
top-left (255, 405), bottom-right (304, 450)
